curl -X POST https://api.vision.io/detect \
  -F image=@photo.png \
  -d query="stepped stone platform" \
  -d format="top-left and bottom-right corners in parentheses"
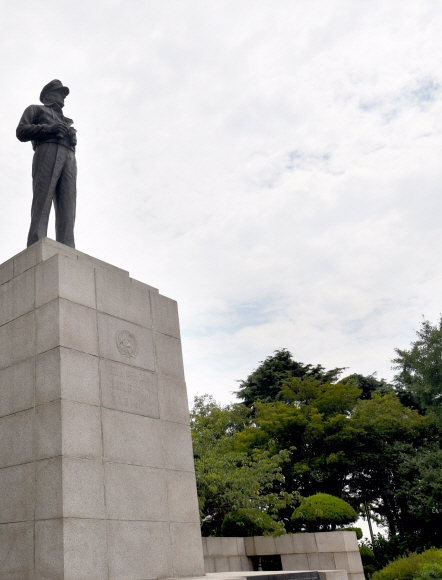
top-left (0, 238), bottom-right (205, 580)
top-left (176, 570), bottom-right (349, 580)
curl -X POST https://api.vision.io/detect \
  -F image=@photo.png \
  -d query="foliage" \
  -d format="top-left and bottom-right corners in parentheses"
top-left (415, 563), bottom-right (442, 580)
top-left (236, 348), bottom-right (344, 407)
top-left (344, 373), bottom-right (393, 400)
top-left (360, 545), bottom-right (376, 577)
top-left (231, 374), bottom-right (364, 529)
top-left (235, 378), bottom-right (433, 533)
top-left (221, 508), bottom-right (286, 537)
top-left (366, 534), bottom-right (411, 572)
top-left (191, 395), bottom-right (298, 536)
top-left (364, 533), bottom-right (435, 574)
top-left (291, 493), bottom-right (357, 532)
top-left (360, 545), bottom-right (375, 561)
top-left (371, 549), bottom-right (442, 580)
top-left (393, 446), bottom-right (442, 546)
top-left (192, 340), bottom-right (442, 545)
top-left (393, 317), bottom-right (442, 423)
top-left (347, 394), bottom-right (436, 536)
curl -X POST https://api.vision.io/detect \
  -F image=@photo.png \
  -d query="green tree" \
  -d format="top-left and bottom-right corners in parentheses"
top-left (232, 375), bottom-right (364, 528)
top-left (191, 395), bottom-right (297, 536)
top-left (393, 317), bottom-right (442, 421)
top-left (345, 393), bottom-right (435, 535)
top-left (393, 446), bottom-right (442, 546)
top-left (191, 348), bottom-right (440, 545)
top-left (236, 348), bottom-right (344, 407)
top-left (233, 379), bottom-right (434, 534)
top-left (343, 373), bottom-right (393, 400)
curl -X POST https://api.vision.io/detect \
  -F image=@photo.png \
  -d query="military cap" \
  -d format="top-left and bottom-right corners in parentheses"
top-left (40, 80), bottom-right (70, 103)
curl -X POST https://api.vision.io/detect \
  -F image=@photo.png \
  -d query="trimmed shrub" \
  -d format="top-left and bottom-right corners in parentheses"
top-left (221, 508), bottom-right (286, 537)
top-left (372, 548), bottom-right (442, 580)
top-left (369, 533), bottom-right (425, 573)
top-left (415, 563), bottom-right (442, 580)
top-left (291, 493), bottom-right (358, 532)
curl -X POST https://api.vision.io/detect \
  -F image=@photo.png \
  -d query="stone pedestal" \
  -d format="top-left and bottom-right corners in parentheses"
top-left (0, 238), bottom-right (205, 580)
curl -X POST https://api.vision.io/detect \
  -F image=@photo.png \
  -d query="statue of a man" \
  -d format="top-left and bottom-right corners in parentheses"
top-left (16, 80), bottom-right (77, 248)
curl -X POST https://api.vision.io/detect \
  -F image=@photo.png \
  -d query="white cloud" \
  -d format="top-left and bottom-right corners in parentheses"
top-left (1, 0), bottom-right (442, 404)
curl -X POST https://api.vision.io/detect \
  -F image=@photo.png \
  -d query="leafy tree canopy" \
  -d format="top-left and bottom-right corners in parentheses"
top-left (343, 373), bottom-right (393, 400)
top-left (191, 395), bottom-right (298, 536)
top-left (192, 340), bottom-right (442, 551)
top-left (394, 446), bottom-right (442, 545)
top-left (235, 348), bottom-right (345, 407)
top-left (393, 316), bottom-right (442, 421)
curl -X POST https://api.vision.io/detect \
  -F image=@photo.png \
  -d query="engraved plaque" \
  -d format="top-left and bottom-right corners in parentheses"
top-left (100, 359), bottom-right (159, 418)
top-left (97, 313), bottom-right (155, 371)
top-left (115, 330), bottom-right (138, 359)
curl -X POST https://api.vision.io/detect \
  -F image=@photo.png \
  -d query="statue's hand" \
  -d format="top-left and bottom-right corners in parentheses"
top-left (47, 121), bottom-right (69, 135)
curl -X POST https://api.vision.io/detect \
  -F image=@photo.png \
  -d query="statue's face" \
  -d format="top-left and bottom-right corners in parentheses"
top-left (43, 89), bottom-right (66, 107)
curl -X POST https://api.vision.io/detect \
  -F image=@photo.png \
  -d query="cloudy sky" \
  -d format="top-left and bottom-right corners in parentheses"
top-left (1, 0), bottom-right (442, 406)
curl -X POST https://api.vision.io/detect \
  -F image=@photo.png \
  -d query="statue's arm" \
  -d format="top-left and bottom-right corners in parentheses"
top-left (16, 105), bottom-right (51, 142)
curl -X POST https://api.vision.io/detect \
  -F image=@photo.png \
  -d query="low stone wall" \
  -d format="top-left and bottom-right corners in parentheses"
top-left (203, 537), bottom-right (254, 573)
top-left (202, 531), bottom-right (364, 580)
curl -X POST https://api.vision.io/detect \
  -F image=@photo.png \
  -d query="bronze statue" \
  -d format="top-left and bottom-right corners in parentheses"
top-left (16, 80), bottom-right (77, 248)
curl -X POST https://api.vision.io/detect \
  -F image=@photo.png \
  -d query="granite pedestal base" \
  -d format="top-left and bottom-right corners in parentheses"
top-left (0, 238), bottom-right (204, 580)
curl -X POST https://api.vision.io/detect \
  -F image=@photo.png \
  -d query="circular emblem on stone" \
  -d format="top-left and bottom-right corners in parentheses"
top-left (115, 330), bottom-right (139, 359)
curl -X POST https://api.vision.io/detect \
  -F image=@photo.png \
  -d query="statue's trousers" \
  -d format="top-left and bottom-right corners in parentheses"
top-left (27, 142), bottom-right (77, 248)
